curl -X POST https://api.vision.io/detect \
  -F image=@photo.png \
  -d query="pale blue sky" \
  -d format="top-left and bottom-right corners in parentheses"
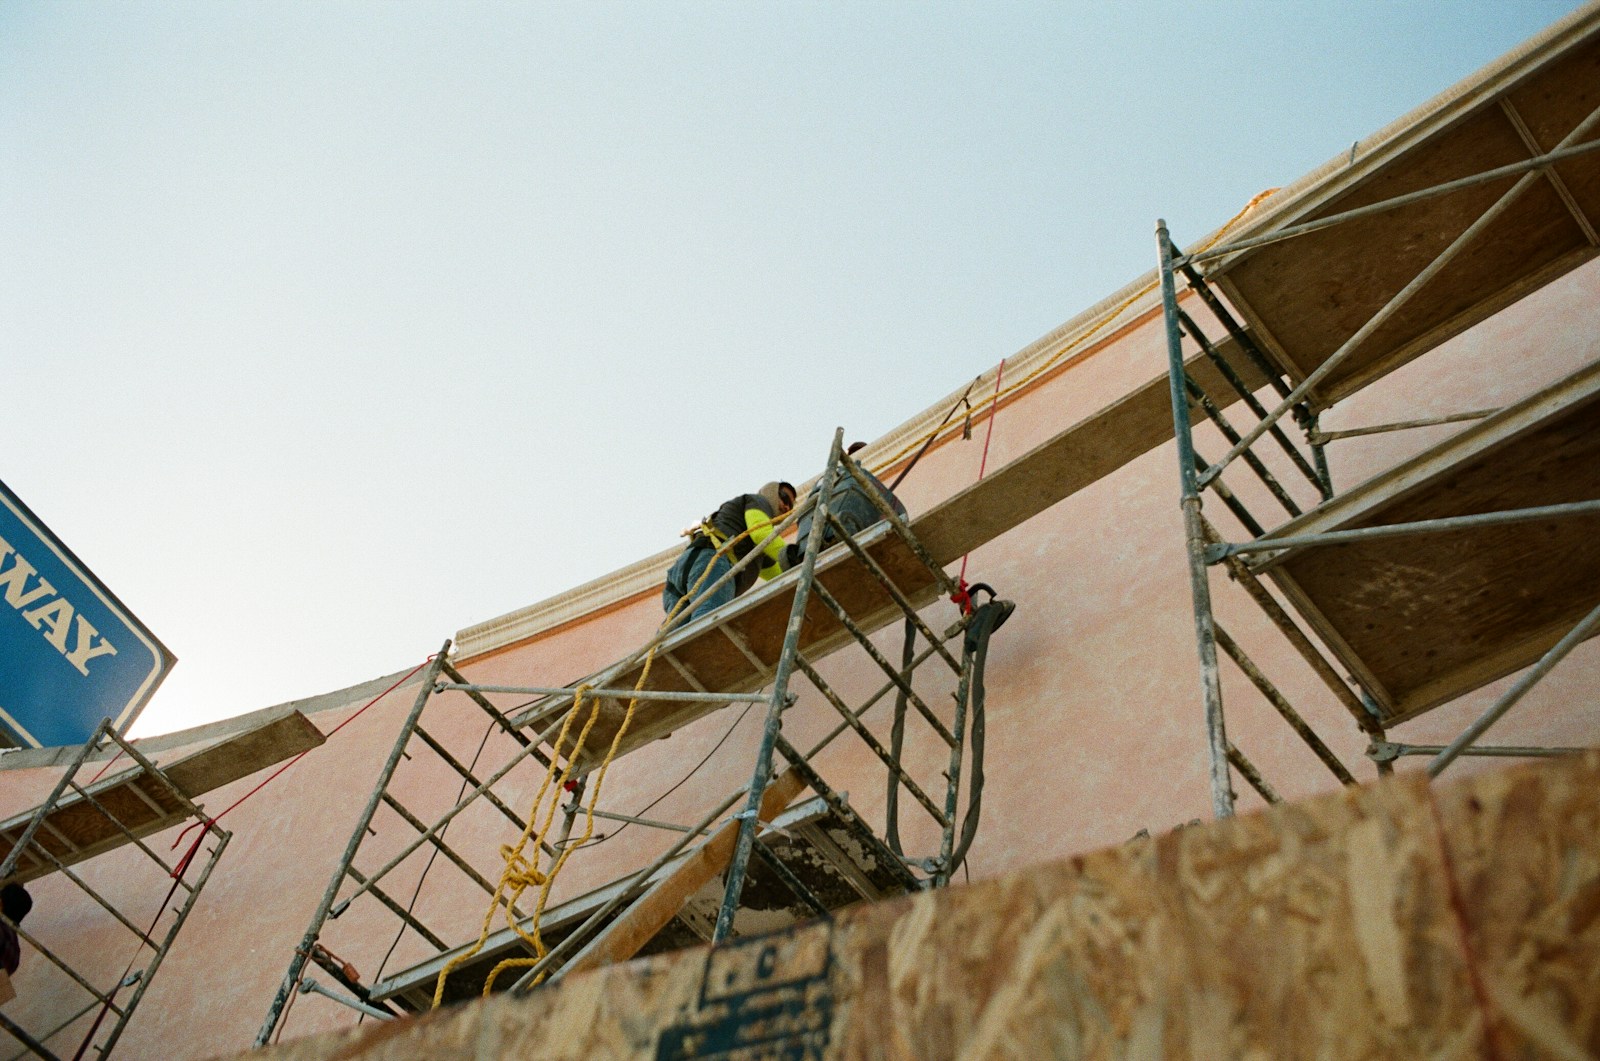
top-left (0, 1), bottom-right (1584, 736)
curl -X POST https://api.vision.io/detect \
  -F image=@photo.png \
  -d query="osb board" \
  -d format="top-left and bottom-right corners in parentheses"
top-left (1211, 31), bottom-right (1600, 407)
top-left (239, 767), bottom-right (1528, 1061)
top-left (558, 522), bottom-right (945, 774)
top-left (911, 341), bottom-right (1269, 569)
top-left (1435, 752), bottom-right (1600, 1058)
top-left (0, 710), bottom-right (323, 885)
top-left (1262, 369), bottom-right (1600, 722)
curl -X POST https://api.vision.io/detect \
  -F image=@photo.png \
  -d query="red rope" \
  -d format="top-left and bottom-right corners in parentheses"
top-left (71, 850), bottom-right (196, 1060)
top-left (168, 655), bottom-right (436, 870)
top-left (89, 747), bottom-right (126, 784)
top-left (953, 358), bottom-right (1006, 612)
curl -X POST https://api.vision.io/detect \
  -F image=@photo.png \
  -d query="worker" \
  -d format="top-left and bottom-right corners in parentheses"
top-left (788, 442), bottom-right (906, 564)
top-left (663, 481), bottom-right (797, 622)
top-left (0, 882), bottom-right (31, 976)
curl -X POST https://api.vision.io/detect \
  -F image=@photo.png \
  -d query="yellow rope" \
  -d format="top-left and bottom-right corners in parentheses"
top-left (868, 187), bottom-right (1281, 482)
top-left (429, 680), bottom-right (602, 1007)
top-left (481, 650), bottom-right (656, 991)
top-left (431, 520), bottom-right (765, 1006)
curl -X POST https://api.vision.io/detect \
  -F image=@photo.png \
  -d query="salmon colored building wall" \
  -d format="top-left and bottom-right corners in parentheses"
top-left (4, 114), bottom-right (1599, 1061)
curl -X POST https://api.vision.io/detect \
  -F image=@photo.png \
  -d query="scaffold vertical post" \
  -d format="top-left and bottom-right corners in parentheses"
top-left (711, 429), bottom-right (845, 943)
top-left (0, 718), bottom-right (113, 882)
top-left (1158, 221), bottom-right (1234, 819)
top-left (255, 643), bottom-right (452, 1047)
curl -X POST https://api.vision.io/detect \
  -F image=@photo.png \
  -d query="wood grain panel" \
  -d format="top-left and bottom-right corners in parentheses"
top-left (1266, 370), bottom-right (1600, 721)
top-left (1436, 752), bottom-right (1600, 1059)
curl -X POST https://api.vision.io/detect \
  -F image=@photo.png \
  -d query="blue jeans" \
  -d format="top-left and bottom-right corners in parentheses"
top-left (663, 542), bottom-right (735, 621)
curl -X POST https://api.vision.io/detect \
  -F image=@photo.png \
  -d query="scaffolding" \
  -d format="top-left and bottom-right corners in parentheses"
top-left (0, 718), bottom-right (231, 1060)
top-left (256, 431), bottom-right (1008, 1043)
top-left (1154, 26), bottom-right (1600, 815)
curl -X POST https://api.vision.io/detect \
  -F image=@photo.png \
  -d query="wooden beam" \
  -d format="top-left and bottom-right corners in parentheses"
top-left (913, 343), bottom-right (1271, 566)
top-left (556, 767), bottom-right (809, 977)
top-left (0, 709), bottom-right (324, 884)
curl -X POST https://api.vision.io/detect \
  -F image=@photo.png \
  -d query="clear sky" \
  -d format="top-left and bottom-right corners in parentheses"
top-left (0, 0), bottom-right (1585, 738)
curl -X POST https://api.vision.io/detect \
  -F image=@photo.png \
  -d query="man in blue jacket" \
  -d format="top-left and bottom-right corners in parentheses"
top-left (663, 481), bottom-right (796, 622)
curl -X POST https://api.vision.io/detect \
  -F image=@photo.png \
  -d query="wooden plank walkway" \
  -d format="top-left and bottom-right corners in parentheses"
top-left (0, 708), bottom-right (324, 883)
top-left (1258, 359), bottom-right (1600, 723)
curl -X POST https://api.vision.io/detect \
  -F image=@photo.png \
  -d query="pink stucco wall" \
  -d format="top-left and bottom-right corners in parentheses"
top-left (3, 255), bottom-right (1597, 1059)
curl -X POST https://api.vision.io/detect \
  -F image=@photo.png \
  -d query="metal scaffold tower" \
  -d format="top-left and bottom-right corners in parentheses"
top-left (0, 718), bottom-right (231, 1060)
top-left (256, 431), bottom-right (1009, 1043)
top-left (1153, 22), bottom-right (1600, 816)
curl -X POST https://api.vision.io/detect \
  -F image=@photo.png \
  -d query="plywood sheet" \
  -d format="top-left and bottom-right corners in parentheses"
top-left (0, 709), bottom-right (324, 884)
top-left (1260, 359), bottom-right (1600, 721)
top-left (1210, 24), bottom-right (1600, 407)
top-left (1435, 752), bottom-right (1600, 1057)
top-left (243, 764), bottom-right (1518, 1061)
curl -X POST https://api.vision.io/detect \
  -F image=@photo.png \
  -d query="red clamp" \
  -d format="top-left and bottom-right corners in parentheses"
top-left (563, 780), bottom-right (579, 793)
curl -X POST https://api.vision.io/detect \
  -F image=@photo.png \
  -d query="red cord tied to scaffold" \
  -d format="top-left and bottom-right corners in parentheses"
top-left (171, 816), bottom-right (218, 879)
top-left (167, 653), bottom-right (439, 878)
top-left (951, 357), bottom-right (1005, 619)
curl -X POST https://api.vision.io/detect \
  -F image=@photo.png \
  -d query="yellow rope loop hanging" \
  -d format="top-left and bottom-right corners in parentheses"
top-left (477, 522), bottom-right (772, 991)
top-left (499, 844), bottom-right (546, 890)
top-left (482, 651), bottom-right (658, 992)
top-left (493, 686), bottom-right (605, 957)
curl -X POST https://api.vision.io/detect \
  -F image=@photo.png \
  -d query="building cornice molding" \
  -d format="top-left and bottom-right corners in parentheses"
top-left (454, 545), bottom-right (681, 661)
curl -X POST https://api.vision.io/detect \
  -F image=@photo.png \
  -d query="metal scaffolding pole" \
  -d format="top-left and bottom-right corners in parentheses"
top-left (256, 645), bottom-right (451, 1048)
top-left (0, 722), bottom-right (231, 1060)
top-left (259, 428), bottom-right (994, 1019)
top-left (1199, 104), bottom-right (1600, 481)
top-left (1429, 599), bottom-right (1600, 777)
top-left (1159, 219), bottom-right (1234, 819)
top-left (711, 430), bottom-right (844, 943)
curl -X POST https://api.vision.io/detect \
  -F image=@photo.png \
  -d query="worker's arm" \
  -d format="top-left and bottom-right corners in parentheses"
top-left (743, 504), bottom-right (787, 581)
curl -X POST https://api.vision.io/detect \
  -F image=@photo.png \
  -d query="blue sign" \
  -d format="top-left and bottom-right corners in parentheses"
top-left (0, 480), bottom-right (173, 748)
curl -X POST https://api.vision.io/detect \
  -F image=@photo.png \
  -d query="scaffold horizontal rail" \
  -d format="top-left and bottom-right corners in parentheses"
top-left (1203, 26), bottom-right (1600, 406)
